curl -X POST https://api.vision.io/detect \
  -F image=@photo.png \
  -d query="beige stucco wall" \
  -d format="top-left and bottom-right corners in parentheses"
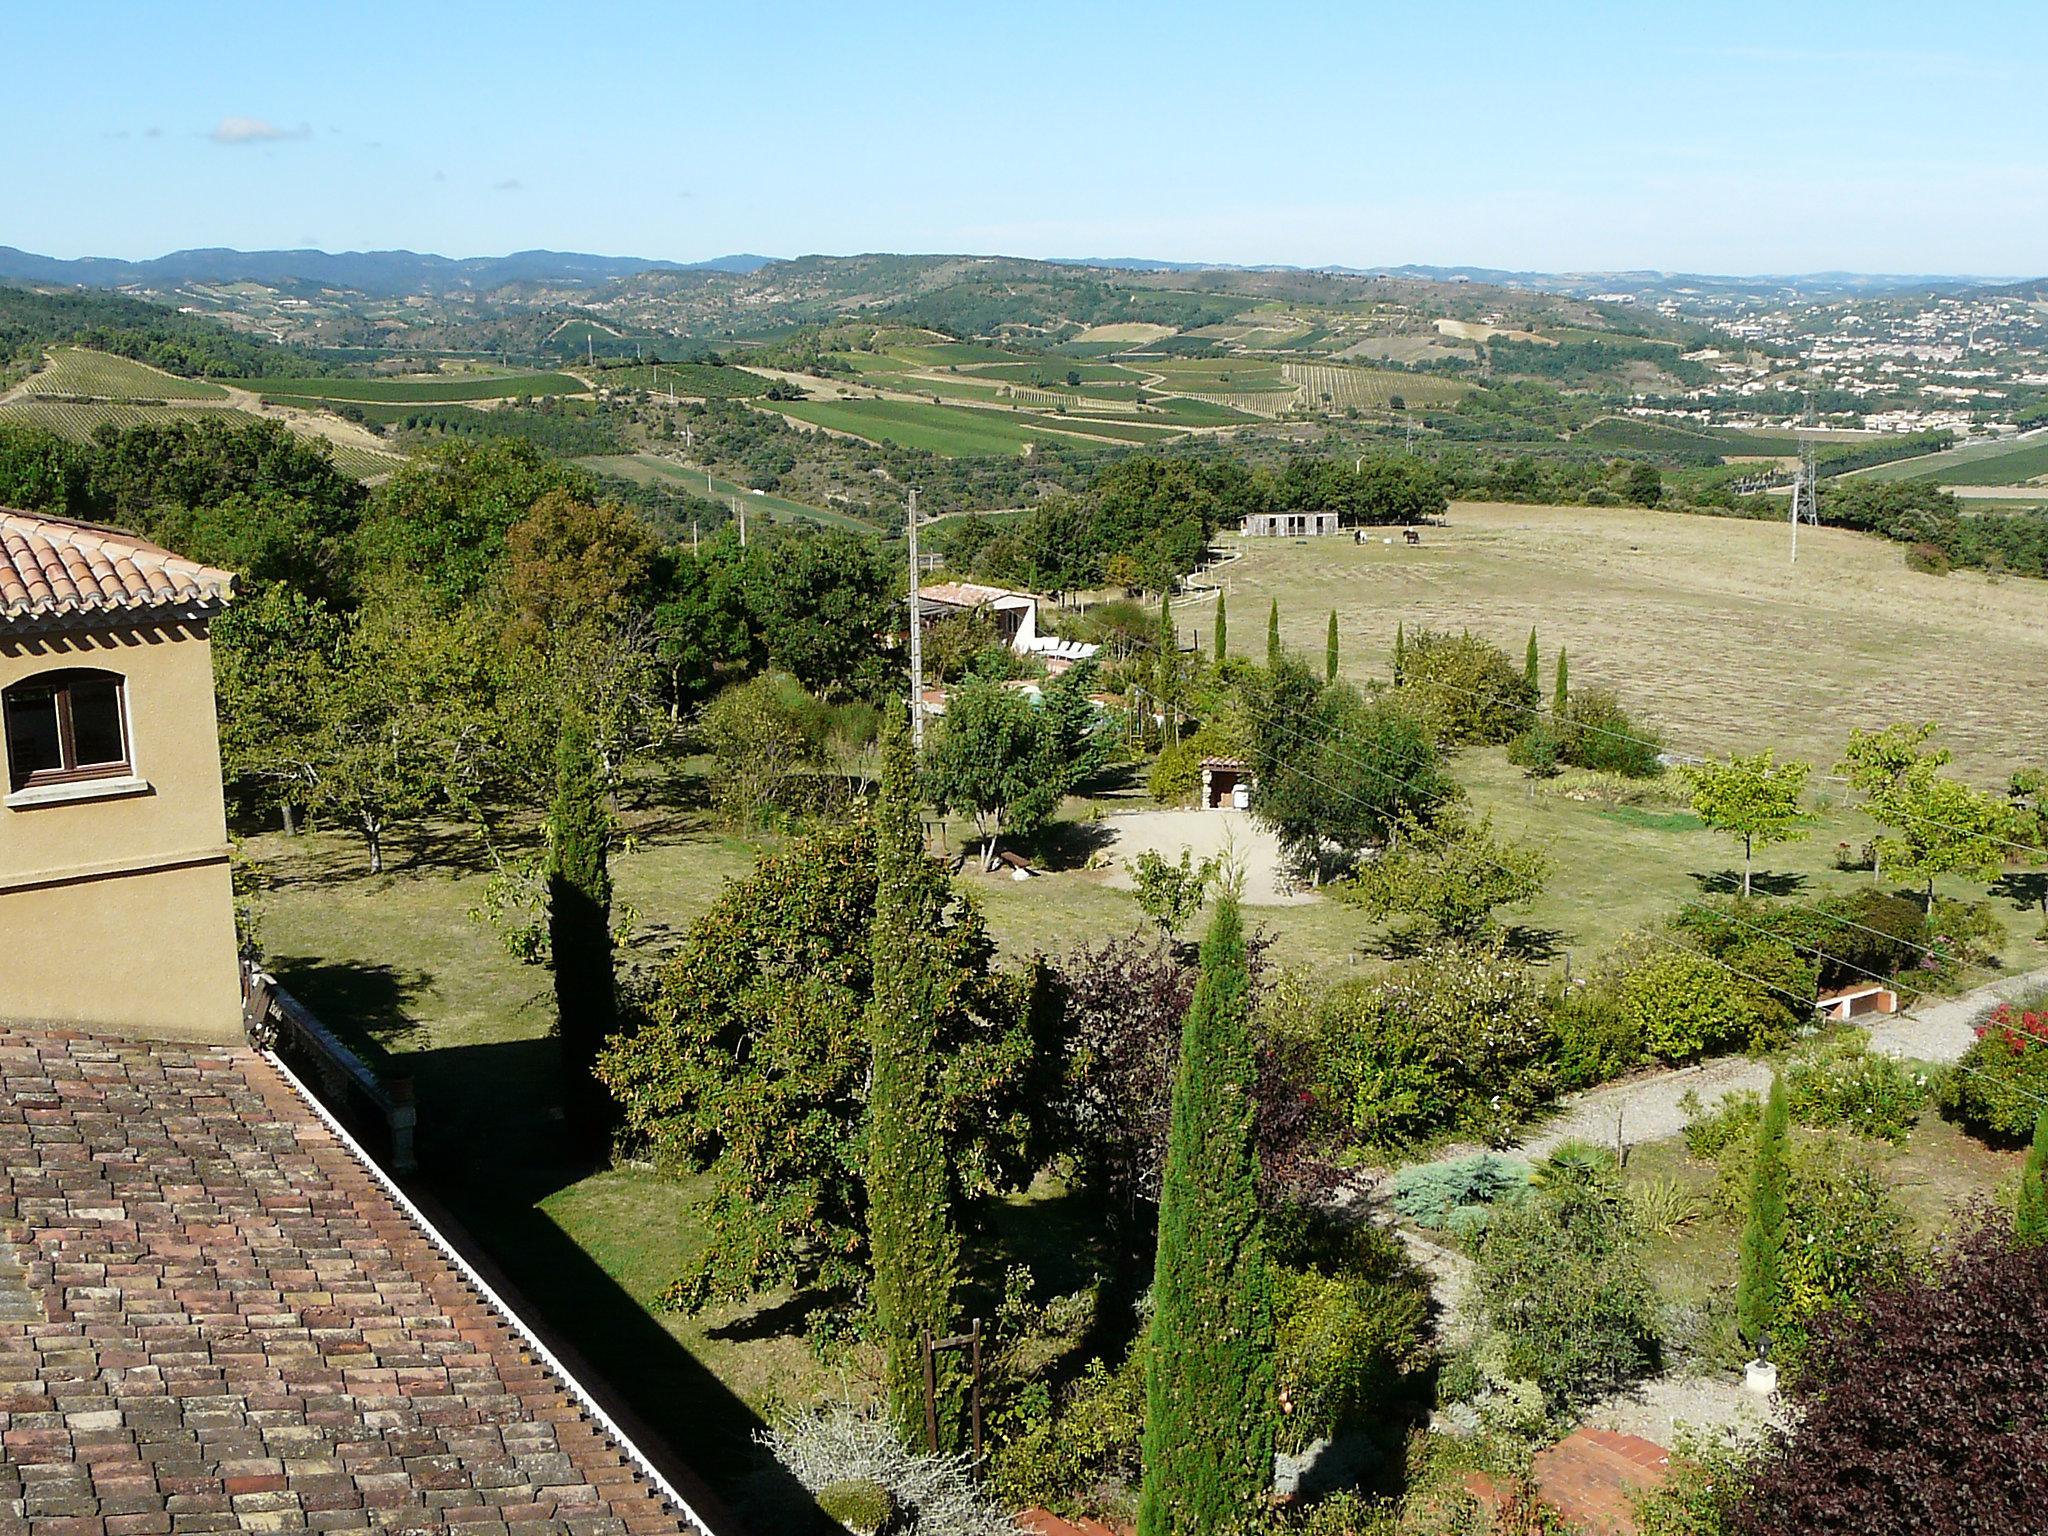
top-left (0, 618), bottom-right (243, 1041)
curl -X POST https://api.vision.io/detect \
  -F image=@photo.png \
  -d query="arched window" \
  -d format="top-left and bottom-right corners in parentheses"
top-left (3, 669), bottom-right (130, 793)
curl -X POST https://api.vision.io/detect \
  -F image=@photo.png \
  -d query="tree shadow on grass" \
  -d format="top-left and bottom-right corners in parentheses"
top-left (1991, 870), bottom-right (2048, 924)
top-left (268, 954), bottom-right (434, 1065)
top-left (1032, 817), bottom-right (1118, 872)
top-left (1499, 923), bottom-right (1571, 963)
top-left (1690, 868), bottom-right (1809, 897)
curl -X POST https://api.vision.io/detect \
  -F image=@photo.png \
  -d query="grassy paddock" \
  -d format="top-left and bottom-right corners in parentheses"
top-left (1218, 500), bottom-right (2048, 783)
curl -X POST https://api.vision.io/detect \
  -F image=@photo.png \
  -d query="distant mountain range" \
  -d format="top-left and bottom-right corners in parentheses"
top-left (0, 246), bottom-right (778, 296)
top-left (0, 244), bottom-right (2030, 306)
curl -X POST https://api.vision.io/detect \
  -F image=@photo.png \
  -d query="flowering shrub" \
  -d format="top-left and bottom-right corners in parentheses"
top-left (1937, 991), bottom-right (2048, 1143)
top-left (1784, 1035), bottom-right (1928, 1145)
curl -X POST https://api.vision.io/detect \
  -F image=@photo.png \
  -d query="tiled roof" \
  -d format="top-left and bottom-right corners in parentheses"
top-left (0, 510), bottom-right (236, 624)
top-left (914, 581), bottom-right (1036, 609)
top-left (0, 1026), bottom-right (708, 1535)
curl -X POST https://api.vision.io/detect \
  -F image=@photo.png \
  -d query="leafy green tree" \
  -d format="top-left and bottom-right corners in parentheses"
top-left (1737, 1074), bottom-right (1791, 1349)
top-left (747, 528), bottom-right (892, 699)
top-left (549, 711), bottom-right (617, 1146)
top-left (1247, 658), bottom-right (1457, 877)
top-left (1524, 627), bottom-right (1539, 695)
top-left (699, 673), bottom-right (824, 827)
top-left (924, 670), bottom-right (1101, 871)
top-left (363, 436), bottom-right (591, 604)
top-left (1682, 752), bottom-right (1814, 897)
top-left (211, 582), bottom-right (344, 831)
top-left (865, 724), bottom-right (961, 1444)
top-left (595, 822), bottom-right (1054, 1309)
top-left (1398, 628), bottom-right (1538, 745)
top-left (1213, 590), bottom-right (1227, 663)
top-left (2021, 1109), bottom-right (2048, 1247)
top-left (1339, 811), bottom-right (1549, 939)
top-left (1878, 762), bottom-right (2015, 911)
top-left (1127, 847), bottom-right (1219, 939)
top-left (653, 538), bottom-right (758, 709)
top-left (1837, 721), bottom-right (1946, 884)
top-left (1266, 599), bottom-right (1280, 669)
top-left (1325, 610), bottom-right (1339, 682)
top-left (1138, 898), bottom-right (1276, 1536)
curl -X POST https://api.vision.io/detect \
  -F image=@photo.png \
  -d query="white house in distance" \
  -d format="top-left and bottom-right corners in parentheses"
top-left (1241, 510), bottom-right (1342, 537)
top-left (913, 580), bottom-right (1099, 665)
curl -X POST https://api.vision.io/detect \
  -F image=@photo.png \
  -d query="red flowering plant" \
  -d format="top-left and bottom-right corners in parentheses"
top-left (1936, 987), bottom-right (2048, 1143)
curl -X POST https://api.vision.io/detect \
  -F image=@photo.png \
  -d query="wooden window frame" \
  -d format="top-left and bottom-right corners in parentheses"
top-left (3, 669), bottom-right (132, 793)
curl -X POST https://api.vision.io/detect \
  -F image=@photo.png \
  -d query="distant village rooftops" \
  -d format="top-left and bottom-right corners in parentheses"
top-left (0, 508), bottom-right (237, 626)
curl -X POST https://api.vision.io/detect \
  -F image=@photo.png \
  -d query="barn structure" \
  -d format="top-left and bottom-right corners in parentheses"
top-left (1241, 511), bottom-right (1342, 537)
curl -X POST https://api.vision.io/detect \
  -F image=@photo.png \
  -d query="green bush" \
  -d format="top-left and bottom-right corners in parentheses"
top-left (1560, 688), bottom-right (1664, 778)
top-left (816, 1479), bottom-right (895, 1534)
top-left (1268, 1210), bottom-right (1433, 1455)
top-left (1507, 720), bottom-right (1566, 778)
top-left (1614, 942), bottom-right (1780, 1063)
top-left (1312, 945), bottom-right (1558, 1147)
top-left (1681, 1088), bottom-right (1761, 1160)
top-left (1390, 1153), bottom-right (1530, 1230)
top-left (1551, 978), bottom-right (1648, 1089)
top-left (1632, 1430), bottom-right (1755, 1536)
top-left (1936, 989), bottom-right (2048, 1143)
top-left (1398, 628), bottom-right (1537, 745)
top-left (1147, 739), bottom-right (1202, 804)
top-left (1783, 1035), bottom-right (1927, 1144)
top-left (1472, 1176), bottom-right (1661, 1407)
top-left (986, 1350), bottom-right (1145, 1520)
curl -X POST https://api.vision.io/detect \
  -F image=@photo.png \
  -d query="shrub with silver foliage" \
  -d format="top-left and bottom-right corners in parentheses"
top-left (757, 1403), bottom-right (1016, 1536)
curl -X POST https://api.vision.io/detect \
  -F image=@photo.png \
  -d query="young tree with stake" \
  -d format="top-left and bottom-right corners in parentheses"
top-left (1682, 751), bottom-right (1814, 897)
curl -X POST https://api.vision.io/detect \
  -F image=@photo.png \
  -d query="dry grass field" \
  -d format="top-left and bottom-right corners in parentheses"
top-left (1212, 500), bottom-right (2048, 783)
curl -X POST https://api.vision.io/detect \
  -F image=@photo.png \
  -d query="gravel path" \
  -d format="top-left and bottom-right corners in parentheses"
top-left (1864, 964), bottom-right (2048, 1062)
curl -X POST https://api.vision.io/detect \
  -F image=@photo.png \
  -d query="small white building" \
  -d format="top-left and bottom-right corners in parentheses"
top-left (912, 581), bottom-right (1098, 662)
top-left (1241, 511), bottom-right (1342, 538)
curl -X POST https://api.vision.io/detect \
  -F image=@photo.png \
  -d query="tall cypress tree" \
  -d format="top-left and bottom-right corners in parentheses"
top-left (1266, 600), bottom-right (1280, 670)
top-left (1553, 645), bottom-right (1570, 719)
top-left (1213, 591), bottom-right (1228, 664)
top-left (1738, 1073), bottom-right (1791, 1348)
top-left (2020, 1107), bottom-right (2048, 1247)
top-left (1138, 897), bottom-right (1275, 1536)
top-left (1326, 610), bottom-right (1339, 682)
top-left (549, 711), bottom-right (617, 1148)
top-left (1392, 620), bottom-right (1405, 686)
top-left (1525, 627), bottom-right (1540, 695)
top-left (865, 721), bottom-right (961, 1445)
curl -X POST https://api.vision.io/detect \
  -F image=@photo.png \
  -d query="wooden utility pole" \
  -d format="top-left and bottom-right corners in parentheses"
top-left (734, 496), bottom-right (746, 548)
top-left (906, 487), bottom-right (925, 749)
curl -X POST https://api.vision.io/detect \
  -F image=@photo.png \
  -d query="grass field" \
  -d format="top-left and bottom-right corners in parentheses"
top-left (15, 346), bottom-right (229, 401)
top-left (576, 453), bottom-right (874, 530)
top-left (1142, 358), bottom-right (1294, 392)
top-left (772, 396), bottom-right (1129, 456)
top-left (578, 362), bottom-right (772, 400)
top-left (240, 371), bottom-right (588, 403)
top-left (1216, 500), bottom-right (2048, 783)
top-left (1853, 431), bottom-right (2048, 484)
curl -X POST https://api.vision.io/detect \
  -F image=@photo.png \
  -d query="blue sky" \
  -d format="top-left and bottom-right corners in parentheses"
top-left (11, 2), bottom-right (2045, 275)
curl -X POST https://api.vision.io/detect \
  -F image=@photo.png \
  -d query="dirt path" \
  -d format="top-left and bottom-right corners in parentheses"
top-left (1865, 963), bottom-right (2048, 1062)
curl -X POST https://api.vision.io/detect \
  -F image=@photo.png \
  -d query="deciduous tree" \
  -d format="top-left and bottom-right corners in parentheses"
top-left (549, 711), bottom-right (617, 1146)
top-left (1682, 751), bottom-right (1814, 897)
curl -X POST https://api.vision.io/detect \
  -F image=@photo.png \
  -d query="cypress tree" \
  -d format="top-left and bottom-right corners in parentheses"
top-left (2020, 1107), bottom-right (2048, 1247)
top-left (1266, 600), bottom-right (1280, 670)
top-left (1213, 591), bottom-right (1228, 663)
top-left (1524, 627), bottom-right (1540, 695)
top-left (1737, 1073), bottom-right (1791, 1348)
top-left (1326, 610), bottom-right (1339, 682)
top-left (1137, 897), bottom-right (1276, 1536)
top-left (865, 721), bottom-right (961, 1445)
top-left (1553, 645), bottom-right (1569, 719)
top-left (1392, 620), bottom-right (1405, 686)
top-left (549, 711), bottom-right (617, 1148)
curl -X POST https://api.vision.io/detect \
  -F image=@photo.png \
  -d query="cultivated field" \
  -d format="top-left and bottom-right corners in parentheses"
top-left (1854, 429), bottom-right (2048, 485)
top-left (773, 396), bottom-right (1154, 455)
top-left (578, 362), bottom-right (771, 400)
top-left (241, 371), bottom-right (588, 404)
top-left (1283, 362), bottom-right (1469, 410)
top-left (13, 346), bottom-right (229, 400)
top-left (1214, 500), bottom-right (2048, 783)
top-left (0, 399), bottom-right (237, 441)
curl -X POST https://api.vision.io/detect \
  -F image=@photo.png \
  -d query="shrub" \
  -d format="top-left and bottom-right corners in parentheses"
top-left (1472, 1176), bottom-right (1661, 1407)
top-left (1936, 989), bottom-right (2048, 1142)
top-left (1551, 977), bottom-right (1648, 1090)
top-left (1268, 1210), bottom-right (1433, 1455)
top-left (1776, 1141), bottom-right (1912, 1349)
top-left (1398, 628), bottom-right (1537, 745)
top-left (757, 1403), bottom-right (1014, 1536)
top-left (1681, 1088), bottom-right (1760, 1160)
top-left (1560, 688), bottom-right (1664, 778)
top-left (1506, 720), bottom-right (1566, 778)
top-left (1614, 942), bottom-right (1781, 1064)
top-left (1633, 1430), bottom-right (1755, 1536)
top-left (986, 1351), bottom-right (1145, 1521)
top-left (1147, 739), bottom-right (1202, 804)
top-left (1734, 1220), bottom-right (2047, 1536)
top-left (1391, 1153), bottom-right (1531, 1230)
top-left (1783, 1035), bottom-right (1927, 1144)
top-left (1904, 539), bottom-right (1950, 574)
top-left (817, 1479), bottom-right (895, 1534)
top-left (1312, 945), bottom-right (1558, 1147)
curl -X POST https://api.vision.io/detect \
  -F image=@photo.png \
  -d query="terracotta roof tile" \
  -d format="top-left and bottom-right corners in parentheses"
top-left (0, 1026), bottom-right (709, 1535)
top-left (0, 510), bottom-right (236, 624)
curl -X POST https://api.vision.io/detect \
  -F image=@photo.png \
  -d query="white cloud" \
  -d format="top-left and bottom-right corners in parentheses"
top-left (209, 116), bottom-right (312, 146)
top-left (492, 178), bottom-right (522, 192)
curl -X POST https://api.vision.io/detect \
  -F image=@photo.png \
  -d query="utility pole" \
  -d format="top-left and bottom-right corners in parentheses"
top-left (692, 519), bottom-right (699, 554)
top-left (735, 495), bottom-right (746, 548)
top-left (906, 487), bottom-right (925, 750)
